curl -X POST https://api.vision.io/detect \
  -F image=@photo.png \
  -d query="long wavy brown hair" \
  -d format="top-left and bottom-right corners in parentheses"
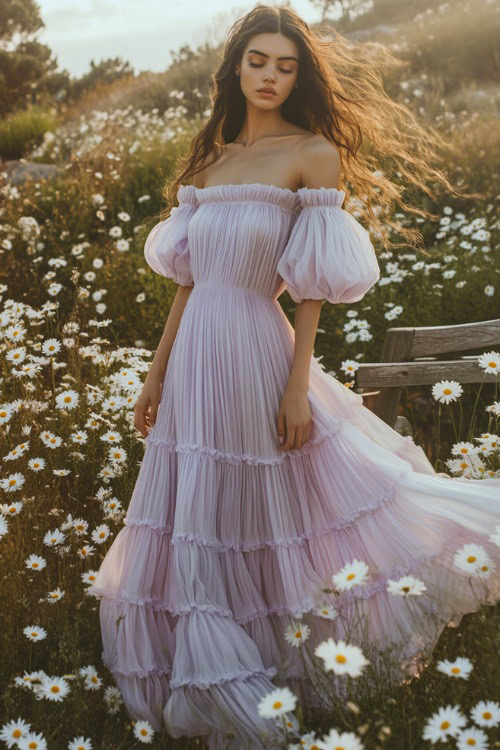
top-left (158, 3), bottom-right (481, 255)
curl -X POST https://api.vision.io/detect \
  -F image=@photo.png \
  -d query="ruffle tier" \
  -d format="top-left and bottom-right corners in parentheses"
top-left (89, 395), bottom-right (500, 747)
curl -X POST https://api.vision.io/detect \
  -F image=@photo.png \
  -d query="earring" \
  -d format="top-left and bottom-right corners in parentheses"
top-left (235, 71), bottom-right (240, 76)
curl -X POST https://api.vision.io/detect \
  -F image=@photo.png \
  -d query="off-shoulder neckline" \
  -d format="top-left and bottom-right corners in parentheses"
top-left (182, 182), bottom-right (343, 196)
top-left (177, 182), bottom-right (346, 210)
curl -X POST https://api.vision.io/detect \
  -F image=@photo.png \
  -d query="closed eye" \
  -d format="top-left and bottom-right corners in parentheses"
top-left (248, 62), bottom-right (293, 74)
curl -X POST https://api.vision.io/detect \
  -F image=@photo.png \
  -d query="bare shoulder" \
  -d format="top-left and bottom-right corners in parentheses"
top-left (191, 149), bottom-right (220, 188)
top-left (299, 134), bottom-right (341, 190)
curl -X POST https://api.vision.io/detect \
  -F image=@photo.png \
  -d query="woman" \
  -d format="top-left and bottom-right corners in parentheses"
top-left (89, 5), bottom-right (500, 748)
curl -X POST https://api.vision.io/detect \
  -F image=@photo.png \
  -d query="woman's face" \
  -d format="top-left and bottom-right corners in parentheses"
top-left (235, 32), bottom-right (299, 109)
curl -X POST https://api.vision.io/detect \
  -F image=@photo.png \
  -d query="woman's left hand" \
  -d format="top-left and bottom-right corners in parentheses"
top-left (277, 386), bottom-right (313, 451)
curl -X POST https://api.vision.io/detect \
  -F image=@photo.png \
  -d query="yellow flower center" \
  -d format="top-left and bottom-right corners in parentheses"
top-left (443, 388), bottom-right (452, 395)
top-left (13, 729), bottom-right (21, 738)
top-left (451, 667), bottom-right (461, 674)
top-left (466, 739), bottom-right (476, 746)
top-left (336, 654), bottom-right (346, 663)
top-left (402, 586), bottom-right (410, 592)
top-left (140, 729), bottom-right (148, 736)
top-left (273, 700), bottom-right (282, 709)
top-left (347, 573), bottom-right (355, 580)
top-left (295, 632), bottom-right (302, 638)
top-left (483, 711), bottom-right (492, 719)
top-left (467, 555), bottom-right (477, 563)
top-left (64, 396), bottom-right (71, 403)
top-left (488, 361), bottom-right (496, 368)
top-left (51, 685), bottom-right (60, 693)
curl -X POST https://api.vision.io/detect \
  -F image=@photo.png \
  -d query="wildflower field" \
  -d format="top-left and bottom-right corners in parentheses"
top-left (1, 1), bottom-right (500, 747)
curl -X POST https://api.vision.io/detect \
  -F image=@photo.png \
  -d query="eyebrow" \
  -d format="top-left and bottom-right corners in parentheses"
top-left (246, 48), bottom-right (298, 62)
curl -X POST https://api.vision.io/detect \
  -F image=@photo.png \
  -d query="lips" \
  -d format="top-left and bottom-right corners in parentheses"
top-left (257, 88), bottom-right (276, 95)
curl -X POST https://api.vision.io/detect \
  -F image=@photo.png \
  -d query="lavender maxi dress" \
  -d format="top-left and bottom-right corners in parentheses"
top-left (89, 183), bottom-right (500, 747)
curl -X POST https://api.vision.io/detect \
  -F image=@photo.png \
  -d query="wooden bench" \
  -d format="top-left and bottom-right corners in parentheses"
top-left (355, 319), bottom-right (500, 428)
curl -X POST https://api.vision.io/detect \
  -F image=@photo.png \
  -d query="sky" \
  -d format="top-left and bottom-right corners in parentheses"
top-left (36, 0), bottom-right (322, 79)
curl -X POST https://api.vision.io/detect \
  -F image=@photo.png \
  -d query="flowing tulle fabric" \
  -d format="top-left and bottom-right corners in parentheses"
top-left (89, 183), bottom-right (500, 749)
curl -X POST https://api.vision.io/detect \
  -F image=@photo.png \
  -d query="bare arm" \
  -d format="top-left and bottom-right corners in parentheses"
top-left (134, 284), bottom-right (194, 437)
top-left (146, 284), bottom-right (194, 382)
top-left (278, 137), bottom-right (341, 452)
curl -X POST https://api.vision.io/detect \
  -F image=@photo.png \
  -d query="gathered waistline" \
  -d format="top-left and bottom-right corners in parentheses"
top-left (192, 283), bottom-right (278, 302)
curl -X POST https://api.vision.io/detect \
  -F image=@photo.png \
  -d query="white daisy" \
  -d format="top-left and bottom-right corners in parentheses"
top-left (39, 676), bottom-right (70, 701)
top-left (432, 380), bottom-right (463, 404)
top-left (470, 699), bottom-right (500, 728)
top-left (23, 625), bottom-right (47, 642)
top-left (81, 571), bottom-right (98, 586)
top-left (314, 638), bottom-right (369, 678)
top-left (0, 472), bottom-right (26, 492)
top-left (104, 685), bottom-right (123, 714)
top-left (46, 587), bottom-right (65, 604)
top-left (25, 554), bottom-right (47, 572)
top-left (341, 360), bottom-right (360, 377)
top-left (284, 621), bottom-right (311, 647)
top-left (436, 656), bottom-right (473, 679)
top-left (78, 665), bottom-right (98, 678)
top-left (0, 717), bottom-right (31, 748)
top-left (332, 559), bottom-right (369, 591)
top-left (279, 712), bottom-right (300, 736)
top-left (316, 727), bottom-right (364, 750)
top-left (28, 458), bottom-right (46, 471)
top-left (43, 529), bottom-right (65, 546)
top-left (41, 433), bottom-right (62, 449)
top-left (73, 518), bottom-right (89, 535)
top-left (456, 725), bottom-right (489, 749)
top-left (100, 430), bottom-right (122, 443)
top-left (453, 543), bottom-right (494, 578)
top-left (68, 736), bottom-right (93, 750)
top-left (452, 441), bottom-right (480, 456)
top-left (477, 350), bottom-right (500, 374)
top-left (77, 544), bottom-right (95, 559)
top-left (133, 720), bottom-right (155, 743)
top-left (108, 446), bottom-right (127, 462)
top-left (42, 338), bottom-right (61, 356)
top-left (387, 575), bottom-right (426, 596)
top-left (17, 731), bottom-right (47, 750)
top-left (422, 704), bottom-right (467, 743)
top-left (257, 686), bottom-right (297, 718)
top-left (84, 670), bottom-right (103, 690)
top-left (55, 390), bottom-right (79, 410)
top-left (314, 604), bottom-right (338, 619)
top-left (91, 524), bottom-right (110, 544)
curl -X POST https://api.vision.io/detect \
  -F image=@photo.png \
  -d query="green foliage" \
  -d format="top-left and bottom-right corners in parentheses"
top-left (0, 105), bottom-right (59, 160)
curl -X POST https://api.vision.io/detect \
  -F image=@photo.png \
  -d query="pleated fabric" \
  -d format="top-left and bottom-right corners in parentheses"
top-left (90, 183), bottom-right (500, 749)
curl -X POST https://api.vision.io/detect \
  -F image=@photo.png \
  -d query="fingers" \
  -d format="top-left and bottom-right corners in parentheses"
top-left (149, 402), bottom-right (159, 428)
top-left (277, 413), bottom-right (286, 447)
top-left (278, 421), bottom-right (313, 452)
top-left (134, 400), bottom-right (151, 438)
